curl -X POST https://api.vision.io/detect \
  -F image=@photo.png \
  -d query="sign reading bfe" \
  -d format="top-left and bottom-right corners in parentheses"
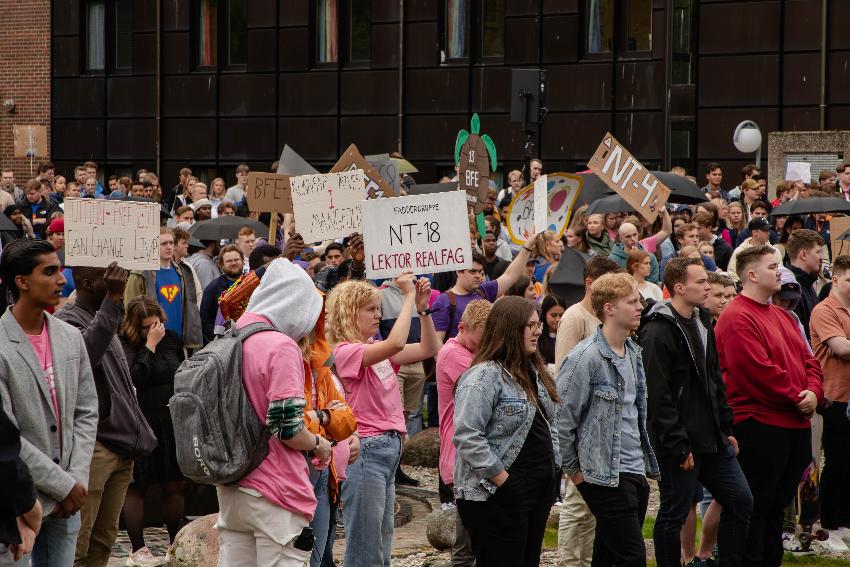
top-left (587, 132), bottom-right (671, 223)
top-left (65, 199), bottom-right (160, 269)
top-left (362, 191), bottom-right (472, 280)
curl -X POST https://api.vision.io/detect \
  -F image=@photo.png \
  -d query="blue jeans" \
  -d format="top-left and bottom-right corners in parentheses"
top-left (341, 432), bottom-right (402, 567)
top-left (309, 467), bottom-right (334, 567)
top-left (653, 444), bottom-right (753, 567)
top-left (4, 513), bottom-right (82, 567)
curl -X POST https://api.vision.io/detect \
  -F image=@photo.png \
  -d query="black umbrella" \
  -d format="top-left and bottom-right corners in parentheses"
top-left (0, 213), bottom-right (19, 232)
top-left (575, 171), bottom-right (707, 206)
top-left (770, 197), bottom-right (850, 217)
top-left (189, 216), bottom-right (269, 241)
top-left (584, 194), bottom-right (636, 216)
top-left (547, 247), bottom-right (592, 308)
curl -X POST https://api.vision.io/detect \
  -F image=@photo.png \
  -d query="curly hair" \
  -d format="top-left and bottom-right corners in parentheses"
top-left (326, 279), bottom-right (382, 345)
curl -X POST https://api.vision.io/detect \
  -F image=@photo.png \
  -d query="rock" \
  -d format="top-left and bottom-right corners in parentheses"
top-left (170, 513), bottom-right (220, 566)
top-left (423, 558), bottom-right (453, 567)
top-left (402, 428), bottom-right (440, 467)
top-left (425, 509), bottom-right (456, 551)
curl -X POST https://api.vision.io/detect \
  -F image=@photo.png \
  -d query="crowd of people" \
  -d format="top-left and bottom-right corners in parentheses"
top-left (0, 156), bottom-right (847, 567)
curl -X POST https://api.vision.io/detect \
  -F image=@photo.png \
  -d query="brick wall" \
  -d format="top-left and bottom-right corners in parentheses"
top-left (0, 0), bottom-right (51, 183)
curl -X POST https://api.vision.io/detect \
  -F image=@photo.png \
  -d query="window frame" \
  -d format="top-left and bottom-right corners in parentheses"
top-left (192, 0), bottom-right (247, 71)
top-left (621, 0), bottom-right (653, 57)
top-left (314, 0), bottom-right (340, 67)
top-left (84, 0), bottom-right (106, 74)
top-left (346, 0), bottom-right (372, 66)
top-left (442, 0), bottom-right (471, 64)
top-left (224, 0), bottom-right (247, 68)
top-left (670, 0), bottom-right (695, 85)
top-left (113, 0), bottom-right (133, 72)
top-left (478, 0), bottom-right (505, 63)
top-left (582, 0), bottom-right (614, 60)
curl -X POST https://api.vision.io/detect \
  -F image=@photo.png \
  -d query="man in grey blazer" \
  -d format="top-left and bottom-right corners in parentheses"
top-left (0, 239), bottom-right (98, 566)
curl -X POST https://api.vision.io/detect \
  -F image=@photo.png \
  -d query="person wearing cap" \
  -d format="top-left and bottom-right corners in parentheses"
top-left (191, 199), bottom-right (213, 222)
top-left (184, 236), bottom-right (222, 291)
top-left (46, 218), bottom-right (65, 257)
top-left (726, 218), bottom-right (782, 284)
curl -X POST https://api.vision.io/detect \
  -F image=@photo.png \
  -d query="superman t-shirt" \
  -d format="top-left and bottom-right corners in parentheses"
top-left (156, 266), bottom-right (184, 338)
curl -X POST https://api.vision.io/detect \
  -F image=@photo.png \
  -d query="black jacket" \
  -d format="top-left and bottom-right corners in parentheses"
top-left (0, 402), bottom-right (35, 545)
top-left (200, 274), bottom-right (239, 343)
top-left (789, 264), bottom-right (818, 341)
top-left (56, 298), bottom-right (157, 458)
top-left (122, 331), bottom-right (185, 416)
top-left (638, 301), bottom-right (734, 461)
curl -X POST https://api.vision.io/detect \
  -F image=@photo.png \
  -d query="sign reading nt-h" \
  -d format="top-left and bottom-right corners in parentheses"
top-left (362, 191), bottom-right (472, 280)
top-left (587, 132), bottom-right (671, 224)
top-left (65, 199), bottom-right (161, 269)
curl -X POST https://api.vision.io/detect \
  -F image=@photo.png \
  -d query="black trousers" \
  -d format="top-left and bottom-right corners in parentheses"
top-left (653, 444), bottom-right (753, 567)
top-left (577, 473), bottom-right (649, 567)
top-left (457, 473), bottom-right (554, 567)
top-left (821, 402), bottom-right (850, 529)
top-left (734, 418), bottom-right (811, 567)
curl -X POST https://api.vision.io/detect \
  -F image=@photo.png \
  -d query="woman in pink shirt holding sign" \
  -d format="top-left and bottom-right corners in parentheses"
top-left (327, 273), bottom-right (440, 567)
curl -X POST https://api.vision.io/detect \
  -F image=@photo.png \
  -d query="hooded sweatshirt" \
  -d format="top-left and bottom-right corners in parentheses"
top-left (237, 258), bottom-right (323, 518)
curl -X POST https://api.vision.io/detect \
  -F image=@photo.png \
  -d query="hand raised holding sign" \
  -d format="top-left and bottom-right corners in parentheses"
top-left (396, 272), bottom-right (416, 296)
top-left (415, 278), bottom-right (432, 312)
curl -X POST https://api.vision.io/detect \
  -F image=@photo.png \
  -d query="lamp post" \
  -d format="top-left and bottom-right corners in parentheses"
top-left (733, 120), bottom-right (763, 167)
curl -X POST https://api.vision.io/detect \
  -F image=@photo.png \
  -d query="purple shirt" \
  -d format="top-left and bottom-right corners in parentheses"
top-left (431, 280), bottom-right (498, 339)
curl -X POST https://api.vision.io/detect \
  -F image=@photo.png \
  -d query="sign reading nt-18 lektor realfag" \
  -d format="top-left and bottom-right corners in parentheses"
top-left (65, 199), bottom-right (161, 269)
top-left (587, 132), bottom-right (671, 224)
top-left (362, 191), bottom-right (472, 280)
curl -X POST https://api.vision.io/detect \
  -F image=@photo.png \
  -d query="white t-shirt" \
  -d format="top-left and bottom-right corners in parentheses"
top-left (639, 281), bottom-right (663, 303)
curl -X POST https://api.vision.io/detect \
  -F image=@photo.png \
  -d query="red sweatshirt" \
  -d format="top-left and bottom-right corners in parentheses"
top-left (714, 294), bottom-right (824, 429)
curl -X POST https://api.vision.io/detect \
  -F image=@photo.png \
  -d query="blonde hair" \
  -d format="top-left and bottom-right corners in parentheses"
top-left (679, 245), bottom-right (701, 258)
top-left (590, 272), bottom-right (638, 320)
top-left (461, 299), bottom-right (492, 329)
top-left (326, 280), bottom-right (382, 345)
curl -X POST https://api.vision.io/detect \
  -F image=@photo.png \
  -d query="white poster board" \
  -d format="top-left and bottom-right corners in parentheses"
top-left (362, 191), bottom-right (472, 280)
top-left (289, 170), bottom-right (366, 243)
top-left (533, 175), bottom-right (548, 234)
top-left (65, 199), bottom-right (160, 269)
top-left (785, 162), bottom-right (812, 184)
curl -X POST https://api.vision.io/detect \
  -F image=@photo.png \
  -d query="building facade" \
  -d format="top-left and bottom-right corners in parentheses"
top-left (1, 0), bottom-right (849, 189)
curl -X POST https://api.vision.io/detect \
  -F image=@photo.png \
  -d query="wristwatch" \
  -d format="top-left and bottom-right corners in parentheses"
top-left (418, 308), bottom-right (434, 317)
top-left (314, 434), bottom-right (321, 450)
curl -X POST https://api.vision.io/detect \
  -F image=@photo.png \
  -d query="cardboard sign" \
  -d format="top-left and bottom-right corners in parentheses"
top-left (12, 125), bottom-right (48, 158)
top-left (330, 144), bottom-right (396, 199)
top-left (587, 132), bottom-right (671, 223)
top-left (785, 162), bottom-right (812, 184)
top-left (366, 153), bottom-right (401, 196)
top-left (245, 172), bottom-right (293, 213)
top-left (506, 173), bottom-right (584, 245)
top-left (533, 175), bottom-right (549, 234)
top-left (362, 191), bottom-right (472, 280)
top-left (276, 145), bottom-right (319, 176)
top-left (830, 216), bottom-right (850, 261)
top-left (457, 134), bottom-right (490, 213)
top-left (289, 169), bottom-right (366, 243)
top-left (64, 199), bottom-right (160, 269)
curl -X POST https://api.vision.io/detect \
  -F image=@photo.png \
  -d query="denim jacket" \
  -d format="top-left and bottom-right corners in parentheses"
top-left (453, 361), bottom-right (560, 502)
top-left (556, 328), bottom-right (659, 487)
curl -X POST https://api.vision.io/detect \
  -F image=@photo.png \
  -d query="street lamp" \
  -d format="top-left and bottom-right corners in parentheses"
top-left (733, 120), bottom-right (763, 167)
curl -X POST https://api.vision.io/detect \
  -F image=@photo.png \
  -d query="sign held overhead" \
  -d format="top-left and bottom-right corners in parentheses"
top-left (289, 169), bottom-right (366, 243)
top-left (330, 144), bottom-right (396, 199)
top-left (362, 191), bottom-right (472, 280)
top-left (65, 199), bottom-right (161, 269)
top-left (587, 132), bottom-right (671, 223)
top-left (245, 172), bottom-right (293, 214)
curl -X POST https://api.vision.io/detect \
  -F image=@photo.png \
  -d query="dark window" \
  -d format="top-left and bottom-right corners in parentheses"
top-left (446, 0), bottom-right (469, 60)
top-left (86, 0), bottom-right (105, 71)
top-left (198, 0), bottom-right (218, 67)
top-left (349, 0), bottom-right (371, 63)
top-left (317, 0), bottom-right (339, 64)
top-left (670, 121), bottom-right (696, 175)
top-left (481, 0), bottom-right (504, 58)
top-left (227, 0), bottom-right (247, 66)
top-left (671, 0), bottom-right (694, 84)
top-left (625, 0), bottom-right (652, 52)
top-left (114, 0), bottom-right (133, 70)
top-left (586, 0), bottom-right (613, 54)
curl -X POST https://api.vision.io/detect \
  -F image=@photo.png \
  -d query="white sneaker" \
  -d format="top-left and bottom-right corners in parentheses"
top-left (836, 526), bottom-right (850, 545)
top-left (125, 547), bottom-right (165, 567)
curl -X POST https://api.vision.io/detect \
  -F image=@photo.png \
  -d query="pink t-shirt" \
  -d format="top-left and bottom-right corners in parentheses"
top-left (436, 338), bottom-right (473, 485)
top-left (236, 313), bottom-right (317, 520)
top-left (333, 341), bottom-right (406, 438)
top-left (640, 234), bottom-right (659, 254)
top-left (28, 325), bottom-right (61, 451)
top-left (329, 373), bottom-right (350, 480)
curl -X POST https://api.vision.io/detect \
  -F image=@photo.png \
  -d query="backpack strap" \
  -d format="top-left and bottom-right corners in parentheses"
top-left (231, 322), bottom-right (276, 342)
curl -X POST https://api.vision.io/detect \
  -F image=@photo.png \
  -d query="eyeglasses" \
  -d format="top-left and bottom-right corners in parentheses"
top-left (525, 321), bottom-right (543, 332)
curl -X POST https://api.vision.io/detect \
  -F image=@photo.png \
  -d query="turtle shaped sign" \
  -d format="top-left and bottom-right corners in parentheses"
top-left (455, 114), bottom-right (498, 214)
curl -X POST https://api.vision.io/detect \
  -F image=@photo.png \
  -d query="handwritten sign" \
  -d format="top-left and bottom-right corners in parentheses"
top-left (65, 199), bottom-right (160, 269)
top-left (245, 172), bottom-right (293, 213)
top-left (366, 153), bottom-right (401, 196)
top-left (12, 125), bottom-right (48, 158)
top-left (587, 132), bottom-right (671, 223)
top-left (457, 134), bottom-right (490, 213)
top-left (362, 191), bottom-right (472, 280)
top-left (785, 162), bottom-right (812, 184)
top-left (330, 144), bottom-right (396, 199)
top-left (289, 169), bottom-right (366, 243)
top-left (506, 173), bottom-right (584, 245)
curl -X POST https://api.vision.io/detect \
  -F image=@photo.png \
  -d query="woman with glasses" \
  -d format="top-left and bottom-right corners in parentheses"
top-left (453, 295), bottom-right (561, 567)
